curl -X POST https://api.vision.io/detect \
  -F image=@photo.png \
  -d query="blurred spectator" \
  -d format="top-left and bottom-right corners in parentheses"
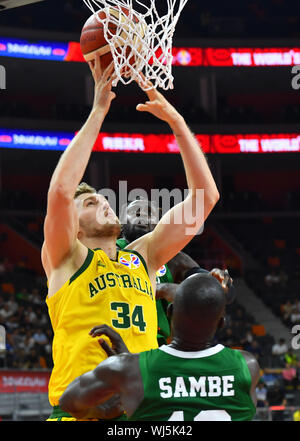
top-left (9, 328), bottom-right (25, 351)
top-left (28, 288), bottom-right (43, 305)
top-left (33, 328), bottom-right (48, 346)
top-left (272, 338), bottom-right (288, 356)
top-left (35, 311), bottom-right (48, 328)
top-left (26, 348), bottom-right (41, 370)
top-left (0, 304), bottom-right (14, 321)
top-left (284, 348), bottom-right (299, 367)
top-left (12, 348), bottom-right (28, 369)
top-left (282, 363), bottom-right (298, 390)
top-left (219, 327), bottom-right (236, 346)
top-left (244, 339), bottom-right (263, 361)
top-left (24, 306), bottom-right (38, 327)
top-left (5, 315), bottom-right (18, 333)
top-left (265, 270), bottom-right (280, 287)
top-left (23, 330), bottom-right (36, 355)
top-left (290, 300), bottom-right (300, 324)
top-left (278, 269), bottom-right (288, 286)
top-left (6, 296), bottom-right (18, 316)
top-left (16, 288), bottom-right (29, 303)
top-left (256, 381), bottom-right (269, 408)
top-left (281, 300), bottom-right (294, 324)
top-left (241, 329), bottom-right (255, 347)
top-left (4, 337), bottom-right (15, 367)
top-left (266, 382), bottom-right (287, 421)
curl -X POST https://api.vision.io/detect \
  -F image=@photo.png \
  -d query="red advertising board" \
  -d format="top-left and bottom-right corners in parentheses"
top-left (210, 133), bottom-right (300, 154)
top-left (2, 36), bottom-right (300, 66)
top-left (91, 132), bottom-right (300, 154)
top-left (92, 133), bottom-right (211, 154)
top-left (63, 44), bottom-right (300, 67)
top-left (1, 129), bottom-right (300, 154)
top-left (0, 370), bottom-right (50, 393)
top-left (202, 47), bottom-right (300, 67)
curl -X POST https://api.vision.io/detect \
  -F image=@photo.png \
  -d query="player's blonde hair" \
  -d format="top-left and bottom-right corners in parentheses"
top-left (74, 182), bottom-right (97, 199)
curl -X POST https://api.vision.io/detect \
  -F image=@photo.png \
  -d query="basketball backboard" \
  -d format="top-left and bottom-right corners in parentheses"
top-left (0, 0), bottom-right (45, 10)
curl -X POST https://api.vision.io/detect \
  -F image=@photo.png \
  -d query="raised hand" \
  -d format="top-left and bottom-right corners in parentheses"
top-left (210, 268), bottom-right (236, 304)
top-left (89, 324), bottom-right (129, 356)
top-left (88, 56), bottom-right (116, 117)
top-left (136, 75), bottom-right (182, 126)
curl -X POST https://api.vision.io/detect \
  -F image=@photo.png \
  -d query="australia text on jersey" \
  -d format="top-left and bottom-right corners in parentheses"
top-left (88, 272), bottom-right (154, 300)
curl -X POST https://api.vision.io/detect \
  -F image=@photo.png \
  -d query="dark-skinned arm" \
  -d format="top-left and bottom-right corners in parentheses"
top-left (167, 251), bottom-right (200, 283)
top-left (156, 266), bottom-right (235, 304)
top-left (59, 355), bottom-right (126, 420)
top-left (167, 251), bottom-right (235, 302)
top-left (89, 324), bottom-right (129, 356)
top-left (60, 325), bottom-right (129, 420)
top-left (156, 283), bottom-right (178, 302)
top-left (239, 350), bottom-right (261, 407)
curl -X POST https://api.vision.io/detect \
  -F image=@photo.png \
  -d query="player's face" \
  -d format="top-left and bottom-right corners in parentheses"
top-left (76, 193), bottom-right (120, 237)
top-left (123, 200), bottom-right (159, 240)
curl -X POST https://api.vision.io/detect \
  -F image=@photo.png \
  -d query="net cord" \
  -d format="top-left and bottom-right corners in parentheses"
top-left (82, 0), bottom-right (188, 90)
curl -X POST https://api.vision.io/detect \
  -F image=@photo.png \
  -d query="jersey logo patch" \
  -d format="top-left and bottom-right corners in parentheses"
top-left (97, 260), bottom-right (106, 268)
top-left (156, 265), bottom-right (167, 277)
top-left (119, 253), bottom-right (141, 269)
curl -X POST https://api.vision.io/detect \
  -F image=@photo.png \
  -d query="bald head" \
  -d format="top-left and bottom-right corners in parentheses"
top-left (171, 273), bottom-right (227, 345)
top-left (174, 273), bottom-right (226, 316)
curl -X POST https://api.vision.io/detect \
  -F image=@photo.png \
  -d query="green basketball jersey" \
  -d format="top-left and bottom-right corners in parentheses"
top-left (116, 238), bottom-right (173, 345)
top-left (116, 238), bottom-right (129, 250)
top-left (129, 344), bottom-right (256, 421)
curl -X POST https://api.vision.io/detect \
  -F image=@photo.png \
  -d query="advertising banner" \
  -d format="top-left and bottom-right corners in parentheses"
top-left (0, 370), bottom-right (50, 393)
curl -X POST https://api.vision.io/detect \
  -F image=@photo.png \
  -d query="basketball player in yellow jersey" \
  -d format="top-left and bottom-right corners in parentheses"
top-left (42, 58), bottom-right (220, 420)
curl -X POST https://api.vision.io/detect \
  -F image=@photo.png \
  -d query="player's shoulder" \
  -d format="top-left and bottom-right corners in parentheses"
top-left (94, 353), bottom-right (139, 385)
top-left (124, 233), bottom-right (151, 253)
top-left (237, 350), bottom-right (260, 378)
top-left (102, 352), bottom-right (139, 373)
top-left (109, 353), bottom-right (141, 385)
top-left (237, 349), bottom-right (258, 362)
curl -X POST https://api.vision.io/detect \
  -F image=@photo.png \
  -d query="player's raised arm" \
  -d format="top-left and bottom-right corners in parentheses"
top-left (136, 86), bottom-right (220, 270)
top-left (42, 59), bottom-right (116, 273)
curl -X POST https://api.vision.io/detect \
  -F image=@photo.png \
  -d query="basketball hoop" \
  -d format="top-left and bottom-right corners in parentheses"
top-left (82, 0), bottom-right (189, 90)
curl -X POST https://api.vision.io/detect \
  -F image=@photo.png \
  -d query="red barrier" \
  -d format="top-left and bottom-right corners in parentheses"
top-left (0, 370), bottom-right (50, 393)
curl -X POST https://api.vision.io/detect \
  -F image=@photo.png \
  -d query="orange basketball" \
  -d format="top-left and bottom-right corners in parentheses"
top-left (80, 8), bottom-right (143, 73)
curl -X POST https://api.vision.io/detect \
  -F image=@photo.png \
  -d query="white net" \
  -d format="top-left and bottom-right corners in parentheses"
top-left (82, 0), bottom-right (188, 90)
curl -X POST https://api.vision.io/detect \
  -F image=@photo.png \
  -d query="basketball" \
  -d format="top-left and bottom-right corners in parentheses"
top-left (80, 7), bottom-right (142, 73)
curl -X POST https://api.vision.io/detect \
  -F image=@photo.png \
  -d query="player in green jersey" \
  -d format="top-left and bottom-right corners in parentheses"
top-left (60, 273), bottom-right (260, 421)
top-left (117, 199), bottom-right (174, 345)
top-left (117, 198), bottom-right (235, 345)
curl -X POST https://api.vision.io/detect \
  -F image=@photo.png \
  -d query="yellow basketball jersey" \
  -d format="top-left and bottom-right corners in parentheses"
top-left (46, 247), bottom-right (158, 406)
